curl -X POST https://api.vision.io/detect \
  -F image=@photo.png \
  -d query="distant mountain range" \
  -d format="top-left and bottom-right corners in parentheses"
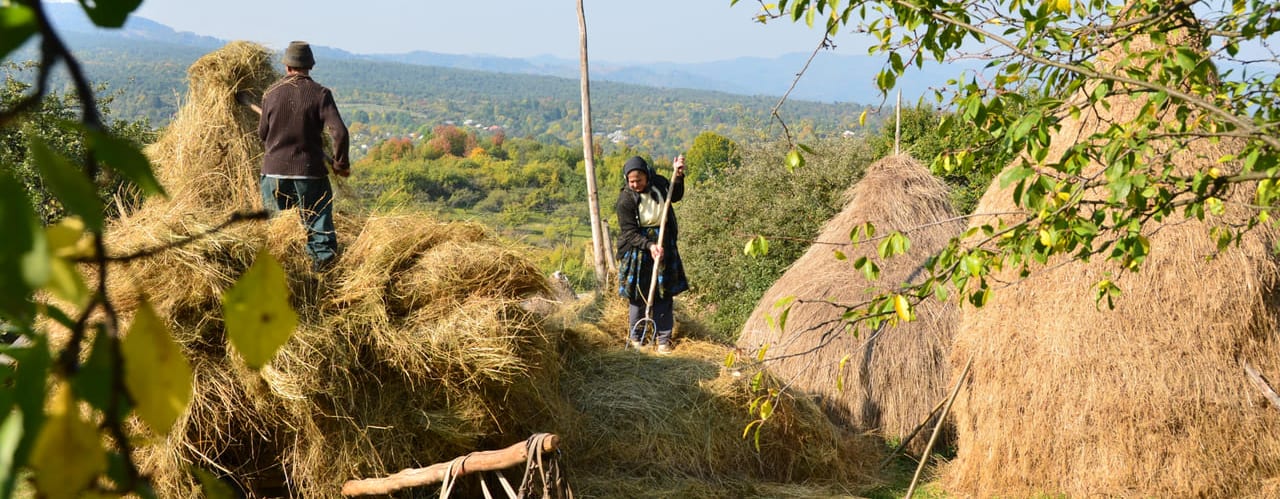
top-left (41, 3), bottom-right (971, 105)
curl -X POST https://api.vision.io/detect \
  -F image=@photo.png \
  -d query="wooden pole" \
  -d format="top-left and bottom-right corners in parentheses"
top-left (576, 0), bottom-right (609, 291)
top-left (894, 89), bottom-right (902, 156)
top-left (1244, 361), bottom-right (1280, 411)
top-left (340, 434), bottom-right (561, 497)
top-left (905, 354), bottom-right (972, 498)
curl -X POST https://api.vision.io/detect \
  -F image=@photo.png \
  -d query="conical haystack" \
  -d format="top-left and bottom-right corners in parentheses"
top-left (737, 155), bottom-right (963, 450)
top-left (943, 34), bottom-right (1280, 496)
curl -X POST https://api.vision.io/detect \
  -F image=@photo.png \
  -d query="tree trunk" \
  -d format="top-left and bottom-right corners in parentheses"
top-left (577, 0), bottom-right (609, 290)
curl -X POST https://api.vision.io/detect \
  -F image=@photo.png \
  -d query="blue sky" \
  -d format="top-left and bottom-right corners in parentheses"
top-left (124, 0), bottom-right (868, 63)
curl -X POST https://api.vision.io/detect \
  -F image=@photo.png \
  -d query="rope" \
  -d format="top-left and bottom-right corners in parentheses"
top-left (516, 433), bottom-right (574, 499)
top-left (438, 455), bottom-right (469, 499)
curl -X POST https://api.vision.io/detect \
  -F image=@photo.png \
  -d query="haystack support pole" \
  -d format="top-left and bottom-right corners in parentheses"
top-left (576, 0), bottom-right (611, 290)
top-left (340, 434), bottom-right (561, 496)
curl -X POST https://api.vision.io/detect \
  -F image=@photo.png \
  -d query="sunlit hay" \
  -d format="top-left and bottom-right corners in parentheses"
top-left (736, 155), bottom-right (963, 452)
top-left (559, 336), bottom-right (879, 487)
top-left (138, 353), bottom-right (297, 498)
top-left (142, 40), bottom-right (277, 217)
top-left (102, 212), bottom-right (308, 349)
top-left (390, 241), bottom-right (548, 320)
top-left (569, 476), bottom-right (862, 499)
top-left (942, 33), bottom-right (1280, 497)
top-left (326, 215), bottom-right (487, 323)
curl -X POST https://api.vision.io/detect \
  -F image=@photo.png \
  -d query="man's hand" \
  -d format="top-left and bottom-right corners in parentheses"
top-left (673, 154), bottom-right (686, 178)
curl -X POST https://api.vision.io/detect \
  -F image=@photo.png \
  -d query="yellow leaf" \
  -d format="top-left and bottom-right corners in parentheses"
top-left (892, 294), bottom-right (914, 322)
top-left (123, 300), bottom-right (192, 435)
top-left (46, 217), bottom-right (86, 258)
top-left (1054, 0), bottom-right (1070, 13)
top-left (1039, 228), bottom-right (1054, 246)
top-left (31, 383), bottom-right (106, 499)
top-left (858, 109), bottom-right (868, 127)
top-left (1208, 167), bottom-right (1222, 179)
top-left (222, 249), bottom-right (298, 368)
top-left (45, 257), bottom-right (89, 307)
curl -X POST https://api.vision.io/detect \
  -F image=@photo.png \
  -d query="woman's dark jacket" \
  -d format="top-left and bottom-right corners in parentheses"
top-left (615, 173), bottom-right (684, 259)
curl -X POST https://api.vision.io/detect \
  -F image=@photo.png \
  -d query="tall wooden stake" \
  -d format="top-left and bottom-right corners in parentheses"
top-left (895, 89), bottom-right (902, 156)
top-left (577, 0), bottom-right (609, 290)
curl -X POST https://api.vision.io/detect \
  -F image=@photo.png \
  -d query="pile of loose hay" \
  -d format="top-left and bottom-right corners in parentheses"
top-left (101, 42), bottom-right (561, 497)
top-left (737, 155), bottom-right (963, 452)
top-left (101, 41), bottom-right (882, 498)
top-left (943, 33), bottom-right (1280, 496)
top-left (556, 310), bottom-right (881, 495)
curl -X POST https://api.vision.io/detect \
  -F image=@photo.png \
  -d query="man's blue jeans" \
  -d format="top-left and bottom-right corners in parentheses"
top-left (260, 176), bottom-right (337, 270)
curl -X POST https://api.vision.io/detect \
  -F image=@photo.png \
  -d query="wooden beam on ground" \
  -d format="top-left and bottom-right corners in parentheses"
top-left (340, 433), bottom-right (560, 497)
top-left (1244, 361), bottom-right (1280, 411)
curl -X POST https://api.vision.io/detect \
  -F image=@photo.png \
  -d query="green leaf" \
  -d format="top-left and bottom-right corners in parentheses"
top-left (0, 410), bottom-right (22, 499)
top-left (76, 0), bottom-right (143, 28)
top-left (837, 354), bottom-right (851, 391)
top-left (744, 235), bottom-right (770, 258)
top-left (785, 149), bottom-right (805, 172)
top-left (223, 249), bottom-right (298, 369)
top-left (86, 129), bottom-right (165, 198)
top-left (31, 383), bottom-right (107, 499)
top-left (122, 300), bottom-right (192, 435)
top-left (0, 5), bottom-right (37, 62)
top-left (9, 336), bottom-right (50, 454)
top-left (192, 467), bottom-right (238, 499)
top-left (759, 398), bottom-right (775, 420)
top-left (30, 140), bottom-right (104, 232)
top-left (73, 326), bottom-right (116, 413)
top-left (999, 165), bottom-right (1035, 189)
top-left (963, 253), bottom-right (983, 277)
top-left (0, 172), bottom-right (47, 322)
top-left (833, 249), bottom-right (847, 260)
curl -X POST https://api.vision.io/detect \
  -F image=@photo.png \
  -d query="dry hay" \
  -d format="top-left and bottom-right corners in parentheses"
top-left (98, 42), bottom-right (563, 497)
top-left (736, 154), bottom-right (963, 451)
top-left (143, 40), bottom-right (277, 218)
top-left (557, 316), bottom-right (881, 492)
top-left (124, 212), bottom-right (565, 498)
top-left (941, 34), bottom-right (1280, 497)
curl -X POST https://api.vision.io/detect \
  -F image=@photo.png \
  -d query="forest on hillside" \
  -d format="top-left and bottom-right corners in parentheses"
top-left (20, 33), bottom-right (877, 159)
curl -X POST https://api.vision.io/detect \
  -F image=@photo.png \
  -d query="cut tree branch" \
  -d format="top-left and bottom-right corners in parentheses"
top-left (340, 434), bottom-right (561, 497)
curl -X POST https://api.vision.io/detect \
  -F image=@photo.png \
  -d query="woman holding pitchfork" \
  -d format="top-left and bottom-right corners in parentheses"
top-left (615, 155), bottom-right (690, 354)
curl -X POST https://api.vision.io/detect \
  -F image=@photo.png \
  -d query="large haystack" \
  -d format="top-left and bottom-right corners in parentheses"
top-left (942, 36), bottom-right (1280, 496)
top-left (737, 155), bottom-right (963, 450)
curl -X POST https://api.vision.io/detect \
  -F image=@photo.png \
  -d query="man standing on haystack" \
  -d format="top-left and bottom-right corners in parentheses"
top-left (258, 40), bottom-right (351, 273)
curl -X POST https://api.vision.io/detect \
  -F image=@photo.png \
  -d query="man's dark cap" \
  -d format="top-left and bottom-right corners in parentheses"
top-left (284, 41), bottom-right (315, 69)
